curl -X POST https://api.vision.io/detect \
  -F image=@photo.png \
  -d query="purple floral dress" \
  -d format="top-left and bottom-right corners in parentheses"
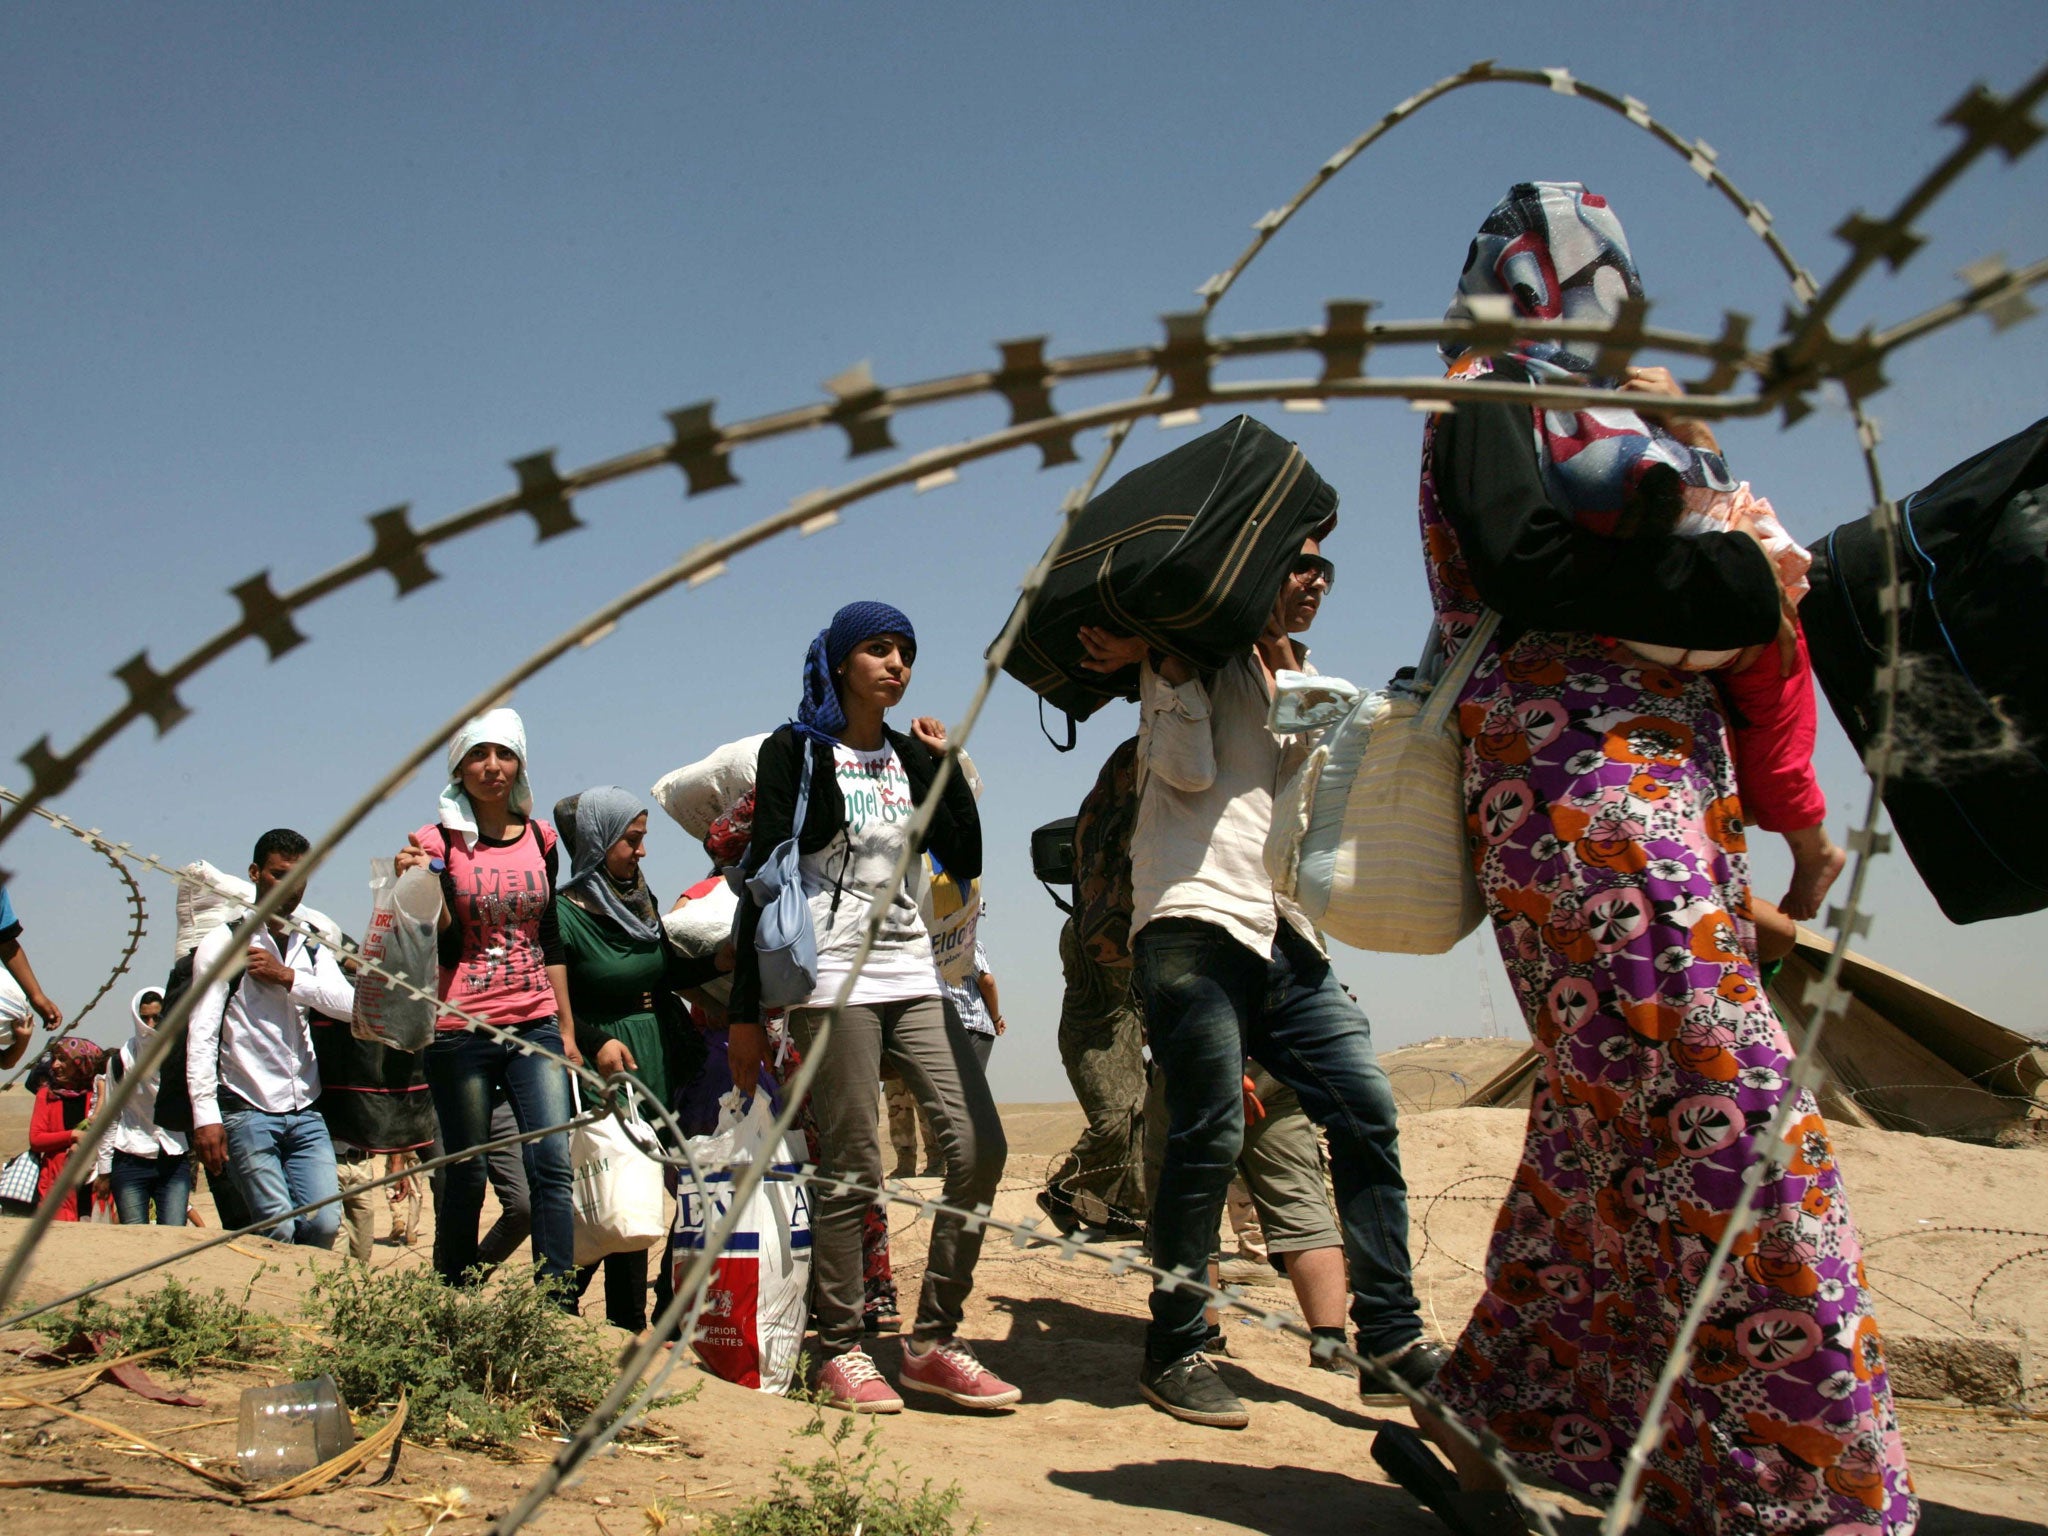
top-left (1418, 416), bottom-right (1917, 1536)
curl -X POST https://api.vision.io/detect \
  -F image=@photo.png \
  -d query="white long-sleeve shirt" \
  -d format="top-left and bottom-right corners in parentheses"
top-left (93, 1035), bottom-right (191, 1173)
top-left (1131, 652), bottom-right (1323, 960)
top-left (186, 910), bottom-right (354, 1128)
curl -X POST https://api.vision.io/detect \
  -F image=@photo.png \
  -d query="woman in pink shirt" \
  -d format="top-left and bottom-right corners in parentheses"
top-left (396, 708), bottom-right (583, 1298)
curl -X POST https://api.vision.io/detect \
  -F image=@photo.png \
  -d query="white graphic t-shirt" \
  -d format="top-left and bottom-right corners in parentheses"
top-left (799, 741), bottom-right (937, 1008)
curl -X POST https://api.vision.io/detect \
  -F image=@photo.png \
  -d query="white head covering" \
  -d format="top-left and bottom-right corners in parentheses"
top-left (439, 707), bottom-right (533, 838)
top-left (128, 984), bottom-right (165, 1038)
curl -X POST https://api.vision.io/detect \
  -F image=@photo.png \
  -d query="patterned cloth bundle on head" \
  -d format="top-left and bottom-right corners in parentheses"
top-left (704, 792), bottom-right (756, 868)
top-left (795, 601), bottom-right (917, 743)
top-left (1444, 180), bottom-right (1735, 531)
top-left (438, 706), bottom-right (533, 839)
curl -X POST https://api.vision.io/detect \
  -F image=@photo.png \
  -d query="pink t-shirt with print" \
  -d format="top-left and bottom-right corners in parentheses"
top-left (414, 822), bottom-right (559, 1033)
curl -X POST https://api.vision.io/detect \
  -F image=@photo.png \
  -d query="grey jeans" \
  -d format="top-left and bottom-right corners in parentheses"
top-left (791, 995), bottom-right (1007, 1354)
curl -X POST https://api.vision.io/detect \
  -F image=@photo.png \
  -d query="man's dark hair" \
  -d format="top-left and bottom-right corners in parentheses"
top-left (252, 828), bottom-right (311, 867)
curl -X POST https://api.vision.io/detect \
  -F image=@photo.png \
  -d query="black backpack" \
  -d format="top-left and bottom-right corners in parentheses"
top-left (151, 924), bottom-right (325, 1132)
top-left (150, 945), bottom-right (236, 1134)
top-left (998, 415), bottom-right (1338, 746)
top-left (1803, 414), bottom-right (2048, 923)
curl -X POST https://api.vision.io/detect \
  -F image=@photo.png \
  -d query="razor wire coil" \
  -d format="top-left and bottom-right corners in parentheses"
top-left (0, 54), bottom-right (2041, 1536)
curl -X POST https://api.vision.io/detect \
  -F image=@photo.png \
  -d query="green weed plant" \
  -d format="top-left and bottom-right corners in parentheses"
top-left (706, 1393), bottom-right (975, 1536)
top-left (292, 1265), bottom-right (622, 1450)
top-left (29, 1275), bottom-right (286, 1376)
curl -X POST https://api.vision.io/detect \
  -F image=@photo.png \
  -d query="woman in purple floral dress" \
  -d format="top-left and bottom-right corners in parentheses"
top-left (1407, 184), bottom-right (1916, 1536)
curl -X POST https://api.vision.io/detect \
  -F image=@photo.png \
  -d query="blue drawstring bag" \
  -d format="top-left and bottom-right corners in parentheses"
top-left (746, 742), bottom-right (819, 1009)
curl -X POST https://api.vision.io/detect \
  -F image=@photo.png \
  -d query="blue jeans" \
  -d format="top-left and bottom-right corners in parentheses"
top-left (1134, 917), bottom-right (1420, 1362)
top-left (424, 1018), bottom-right (575, 1298)
top-left (109, 1149), bottom-right (193, 1226)
top-left (221, 1105), bottom-right (341, 1248)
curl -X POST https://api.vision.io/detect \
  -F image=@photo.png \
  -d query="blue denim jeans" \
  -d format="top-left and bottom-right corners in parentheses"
top-left (221, 1105), bottom-right (341, 1248)
top-left (423, 1018), bottom-right (575, 1298)
top-left (108, 1149), bottom-right (193, 1226)
top-left (1134, 917), bottom-right (1421, 1362)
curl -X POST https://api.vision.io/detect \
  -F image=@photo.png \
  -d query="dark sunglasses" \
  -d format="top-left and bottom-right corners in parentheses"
top-left (1290, 553), bottom-right (1337, 591)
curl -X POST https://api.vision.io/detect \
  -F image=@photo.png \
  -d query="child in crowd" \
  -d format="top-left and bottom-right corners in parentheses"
top-left (1446, 346), bottom-right (1846, 921)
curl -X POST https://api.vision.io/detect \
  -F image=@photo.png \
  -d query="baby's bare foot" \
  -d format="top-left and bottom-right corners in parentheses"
top-left (1780, 825), bottom-right (1847, 921)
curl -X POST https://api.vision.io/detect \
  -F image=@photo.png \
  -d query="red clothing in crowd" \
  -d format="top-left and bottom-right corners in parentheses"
top-left (28, 1085), bottom-right (88, 1221)
top-left (1720, 621), bottom-right (1827, 834)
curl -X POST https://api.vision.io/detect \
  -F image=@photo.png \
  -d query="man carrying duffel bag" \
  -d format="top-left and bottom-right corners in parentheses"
top-left (1077, 534), bottom-right (1436, 1430)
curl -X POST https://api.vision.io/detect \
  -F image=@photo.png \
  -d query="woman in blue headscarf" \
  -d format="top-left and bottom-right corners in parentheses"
top-left (554, 785), bottom-right (722, 1334)
top-left (729, 601), bottom-right (1016, 1415)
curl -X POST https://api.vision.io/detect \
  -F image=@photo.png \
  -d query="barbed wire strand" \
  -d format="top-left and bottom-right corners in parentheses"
top-left (0, 788), bottom-right (149, 1081)
top-left (0, 55), bottom-right (2040, 1536)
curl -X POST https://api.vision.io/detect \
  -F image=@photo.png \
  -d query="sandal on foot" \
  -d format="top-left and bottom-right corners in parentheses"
top-left (1370, 1423), bottom-right (1529, 1536)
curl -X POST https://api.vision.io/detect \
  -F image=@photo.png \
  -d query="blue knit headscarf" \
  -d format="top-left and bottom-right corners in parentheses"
top-left (795, 601), bottom-right (918, 742)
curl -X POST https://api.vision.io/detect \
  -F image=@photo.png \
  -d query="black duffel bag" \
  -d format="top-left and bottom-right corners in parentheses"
top-left (998, 414), bottom-right (1337, 742)
top-left (1803, 413), bottom-right (2048, 923)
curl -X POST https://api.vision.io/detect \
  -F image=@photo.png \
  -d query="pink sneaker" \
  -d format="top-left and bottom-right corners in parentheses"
top-left (815, 1348), bottom-right (903, 1413)
top-left (898, 1336), bottom-right (1022, 1410)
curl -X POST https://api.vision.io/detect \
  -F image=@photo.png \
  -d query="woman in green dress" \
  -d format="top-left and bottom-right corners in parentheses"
top-left (554, 785), bottom-right (717, 1333)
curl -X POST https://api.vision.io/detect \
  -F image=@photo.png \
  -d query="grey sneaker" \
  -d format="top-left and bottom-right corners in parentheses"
top-left (1359, 1336), bottom-right (1451, 1405)
top-left (1139, 1352), bottom-right (1249, 1429)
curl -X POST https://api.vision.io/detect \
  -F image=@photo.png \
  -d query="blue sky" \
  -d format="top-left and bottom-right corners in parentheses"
top-left (4, 3), bottom-right (2045, 1098)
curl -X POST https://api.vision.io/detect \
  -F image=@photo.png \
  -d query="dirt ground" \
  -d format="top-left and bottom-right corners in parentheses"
top-left (1, 1046), bottom-right (2043, 1535)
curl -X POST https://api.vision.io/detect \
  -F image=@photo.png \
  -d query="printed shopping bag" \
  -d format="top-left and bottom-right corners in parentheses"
top-left (672, 1091), bottom-right (812, 1393)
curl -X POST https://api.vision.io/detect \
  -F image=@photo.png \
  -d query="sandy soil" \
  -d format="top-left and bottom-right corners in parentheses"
top-left (1, 1059), bottom-right (2043, 1535)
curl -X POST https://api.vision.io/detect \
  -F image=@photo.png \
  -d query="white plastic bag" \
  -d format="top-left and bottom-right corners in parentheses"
top-left (351, 859), bottom-right (443, 1051)
top-left (175, 860), bottom-right (255, 959)
top-left (672, 1091), bottom-right (812, 1393)
top-left (0, 965), bottom-right (29, 1053)
top-left (661, 877), bottom-right (740, 1005)
top-left (570, 1085), bottom-right (668, 1266)
top-left (651, 734), bottom-right (769, 839)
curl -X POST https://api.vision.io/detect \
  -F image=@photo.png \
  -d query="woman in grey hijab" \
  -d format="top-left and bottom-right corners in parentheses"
top-left (554, 786), bottom-right (721, 1334)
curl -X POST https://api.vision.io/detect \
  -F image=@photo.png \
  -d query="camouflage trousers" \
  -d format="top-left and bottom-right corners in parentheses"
top-left (1042, 920), bottom-right (1150, 1231)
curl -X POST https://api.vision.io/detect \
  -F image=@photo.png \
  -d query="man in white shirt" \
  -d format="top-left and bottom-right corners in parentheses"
top-left (187, 829), bottom-right (355, 1247)
top-left (1079, 537), bottom-right (1435, 1430)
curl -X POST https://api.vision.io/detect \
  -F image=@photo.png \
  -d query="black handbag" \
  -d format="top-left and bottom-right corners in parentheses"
top-left (1803, 413), bottom-right (2048, 923)
top-left (998, 415), bottom-right (1337, 744)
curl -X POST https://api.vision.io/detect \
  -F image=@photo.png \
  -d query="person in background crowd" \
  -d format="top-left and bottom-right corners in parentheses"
top-left (730, 602), bottom-right (1015, 1414)
top-left (91, 988), bottom-right (193, 1225)
top-left (943, 931), bottom-right (1003, 1071)
top-left (475, 1096), bottom-right (533, 1265)
top-left (396, 707), bottom-right (582, 1299)
top-left (28, 1037), bottom-right (105, 1221)
top-left (187, 829), bottom-right (355, 1249)
top-left (554, 785), bottom-right (719, 1334)
top-left (1040, 738), bottom-right (1149, 1241)
top-left (880, 1062), bottom-right (941, 1179)
top-left (919, 806), bottom-right (1003, 1074)
top-left (1040, 923), bottom-right (1150, 1239)
top-left (1143, 1059), bottom-right (1355, 1373)
top-left (0, 883), bottom-right (64, 1070)
top-left (311, 944), bottom-right (436, 1262)
top-left (1394, 181), bottom-right (1914, 1536)
top-left (422, 1098), bottom-right (535, 1265)
top-left (1079, 529), bottom-right (1433, 1432)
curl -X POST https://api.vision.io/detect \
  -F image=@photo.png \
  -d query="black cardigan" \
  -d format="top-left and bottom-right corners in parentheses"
top-left (728, 723), bottom-right (982, 1024)
top-left (1431, 393), bottom-right (1782, 650)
